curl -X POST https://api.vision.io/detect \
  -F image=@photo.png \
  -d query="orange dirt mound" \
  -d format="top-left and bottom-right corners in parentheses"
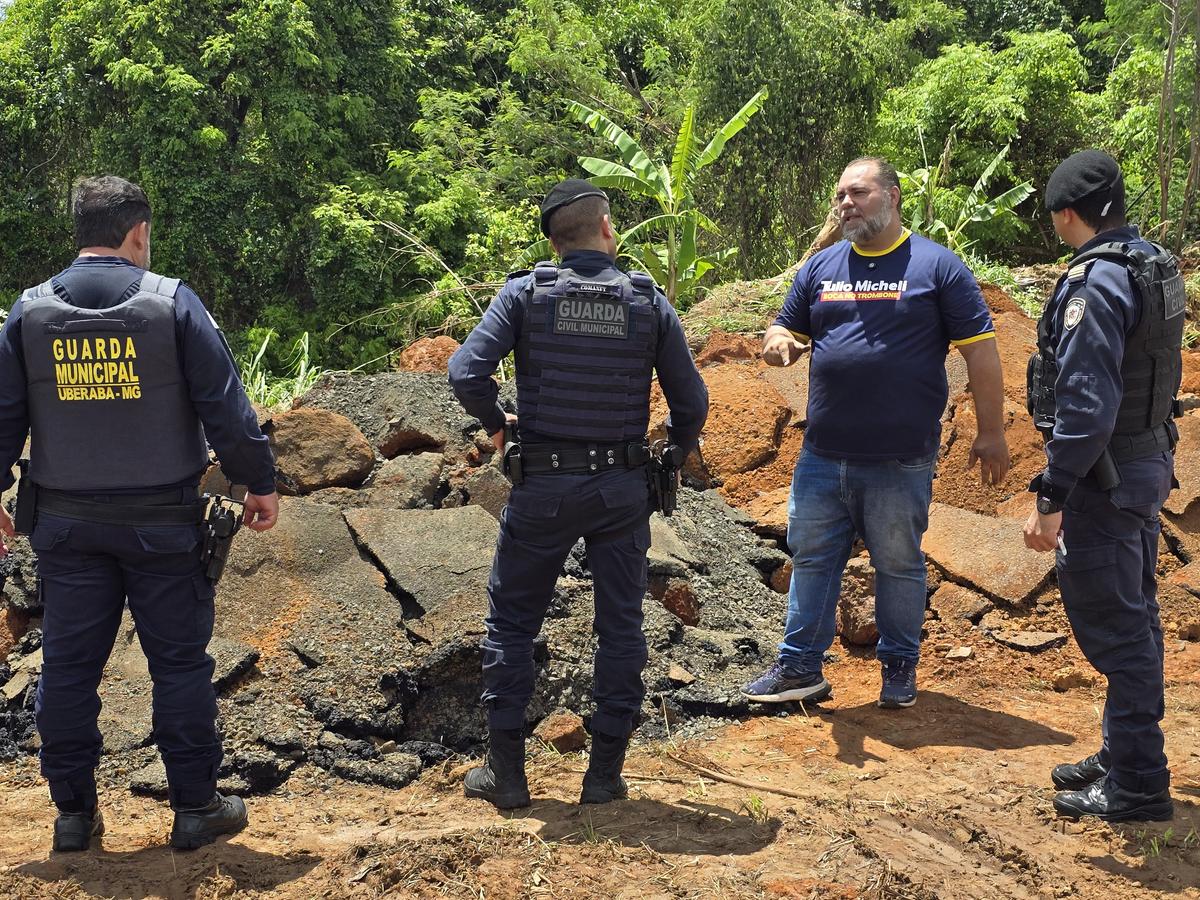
top-left (694, 329), bottom-right (762, 368)
top-left (396, 336), bottom-right (461, 373)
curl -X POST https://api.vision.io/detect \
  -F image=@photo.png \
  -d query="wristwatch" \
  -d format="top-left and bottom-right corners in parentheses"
top-left (1036, 494), bottom-right (1064, 515)
top-left (1031, 469), bottom-right (1070, 515)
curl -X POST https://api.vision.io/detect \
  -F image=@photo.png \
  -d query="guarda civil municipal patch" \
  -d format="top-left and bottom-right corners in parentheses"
top-left (553, 289), bottom-right (630, 339)
top-left (1063, 296), bottom-right (1086, 330)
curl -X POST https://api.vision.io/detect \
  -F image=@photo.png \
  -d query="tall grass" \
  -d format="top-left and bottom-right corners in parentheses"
top-left (239, 330), bottom-right (328, 409)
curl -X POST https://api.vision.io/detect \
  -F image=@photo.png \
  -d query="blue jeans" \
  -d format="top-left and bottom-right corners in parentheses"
top-left (779, 447), bottom-right (936, 673)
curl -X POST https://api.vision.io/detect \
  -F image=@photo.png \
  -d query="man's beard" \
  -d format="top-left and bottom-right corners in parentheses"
top-left (840, 200), bottom-right (893, 243)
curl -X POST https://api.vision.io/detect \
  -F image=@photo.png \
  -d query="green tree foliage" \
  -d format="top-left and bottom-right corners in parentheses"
top-left (879, 30), bottom-right (1099, 254)
top-left (2, 0), bottom-right (1199, 374)
top-left (0, 0), bottom-right (419, 365)
top-left (689, 0), bottom-right (961, 276)
top-left (569, 89), bottom-right (767, 307)
top-left (901, 142), bottom-right (1035, 253)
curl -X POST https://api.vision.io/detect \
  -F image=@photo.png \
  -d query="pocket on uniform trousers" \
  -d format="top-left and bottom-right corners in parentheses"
top-left (599, 481), bottom-right (651, 510)
top-left (133, 525), bottom-right (199, 555)
top-left (505, 490), bottom-right (562, 519)
top-left (1109, 479), bottom-right (1165, 513)
top-left (1058, 542), bottom-right (1116, 573)
top-left (29, 521), bottom-right (72, 553)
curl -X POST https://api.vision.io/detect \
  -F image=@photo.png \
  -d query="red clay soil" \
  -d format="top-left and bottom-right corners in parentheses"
top-left (395, 336), bottom-right (461, 373)
top-left (1184, 349), bottom-right (1200, 394)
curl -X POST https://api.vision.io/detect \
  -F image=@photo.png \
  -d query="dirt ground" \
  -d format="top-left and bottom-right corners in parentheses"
top-left (3, 630), bottom-right (1200, 899)
top-left (5, 285), bottom-right (1200, 898)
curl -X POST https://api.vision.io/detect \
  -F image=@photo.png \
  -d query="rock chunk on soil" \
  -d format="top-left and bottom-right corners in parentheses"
top-left (690, 367), bottom-right (791, 479)
top-left (651, 578), bottom-right (701, 626)
top-left (991, 630), bottom-right (1068, 652)
top-left (648, 515), bottom-right (700, 577)
top-left (929, 583), bottom-right (993, 624)
top-left (533, 710), bottom-right (586, 752)
top-left (837, 558), bottom-right (878, 646)
top-left (1052, 667), bottom-right (1095, 691)
top-left (924, 503), bottom-right (1054, 605)
top-left (300, 372), bottom-right (488, 459)
top-left (367, 452), bottom-right (445, 509)
top-left (344, 506), bottom-right (499, 634)
top-left (264, 407), bottom-right (376, 494)
top-left (462, 464), bottom-right (511, 520)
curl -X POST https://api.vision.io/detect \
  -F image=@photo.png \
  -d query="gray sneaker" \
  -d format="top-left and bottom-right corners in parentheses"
top-left (741, 662), bottom-right (831, 703)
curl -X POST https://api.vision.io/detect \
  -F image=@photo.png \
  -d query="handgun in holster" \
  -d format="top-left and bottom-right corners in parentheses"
top-left (13, 459), bottom-right (37, 535)
top-left (651, 441), bottom-right (685, 517)
top-left (199, 495), bottom-right (244, 585)
top-left (501, 422), bottom-right (523, 485)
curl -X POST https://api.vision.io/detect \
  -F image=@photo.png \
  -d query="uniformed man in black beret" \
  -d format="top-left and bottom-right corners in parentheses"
top-left (448, 178), bottom-right (708, 809)
top-left (1025, 150), bottom-right (1185, 821)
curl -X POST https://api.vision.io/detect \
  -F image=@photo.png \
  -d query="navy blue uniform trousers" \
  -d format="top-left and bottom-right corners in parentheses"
top-left (1058, 453), bottom-right (1173, 794)
top-left (482, 466), bottom-right (652, 739)
top-left (32, 508), bottom-right (220, 810)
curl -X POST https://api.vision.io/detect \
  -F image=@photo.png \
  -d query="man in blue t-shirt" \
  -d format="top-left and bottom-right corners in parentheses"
top-left (742, 156), bottom-right (1010, 709)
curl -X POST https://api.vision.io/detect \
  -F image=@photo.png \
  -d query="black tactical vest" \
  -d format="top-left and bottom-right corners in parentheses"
top-left (514, 262), bottom-right (659, 443)
top-left (20, 272), bottom-right (209, 490)
top-left (1027, 240), bottom-right (1185, 445)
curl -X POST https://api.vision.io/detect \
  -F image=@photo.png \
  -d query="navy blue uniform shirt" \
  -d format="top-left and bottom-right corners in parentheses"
top-left (0, 255), bottom-right (276, 495)
top-left (448, 250), bottom-right (709, 450)
top-left (1043, 226), bottom-right (1151, 493)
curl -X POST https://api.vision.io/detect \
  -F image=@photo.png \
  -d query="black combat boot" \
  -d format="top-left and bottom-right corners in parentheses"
top-left (580, 731), bottom-right (629, 804)
top-left (1054, 778), bottom-right (1173, 823)
top-left (463, 729), bottom-right (530, 809)
top-left (1051, 751), bottom-right (1109, 790)
top-left (169, 792), bottom-right (248, 850)
top-left (52, 809), bottom-right (104, 852)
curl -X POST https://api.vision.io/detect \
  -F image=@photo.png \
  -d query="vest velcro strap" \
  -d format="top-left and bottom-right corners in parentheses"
top-left (520, 441), bottom-right (651, 475)
top-left (1107, 423), bottom-right (1175, 464)
top-left (37, 492), bottom-right (205, 525)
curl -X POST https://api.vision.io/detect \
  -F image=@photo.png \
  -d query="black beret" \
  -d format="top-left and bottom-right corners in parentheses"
top-left (1046, 150), bottom-right (1123, 213)
top-left (539, 178), bottom-right (608, 237)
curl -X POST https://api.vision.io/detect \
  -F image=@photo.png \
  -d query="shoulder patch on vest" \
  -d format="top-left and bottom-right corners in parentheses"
top-left (1067, 259), bottom-right (1094, 283)
top-left (1063, 296), bottom-right (1086, 330)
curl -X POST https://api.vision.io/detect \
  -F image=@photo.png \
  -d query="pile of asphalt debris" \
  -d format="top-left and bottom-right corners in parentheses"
top-left (0, 368), bottom-right (1050, 798)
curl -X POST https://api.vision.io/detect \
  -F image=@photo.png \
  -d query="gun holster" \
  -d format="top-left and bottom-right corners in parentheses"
top-left (13, 459), bottom-right (37, 535)
top-left (199, 495), bottom-right (244, 585)
top-left (650, 441), bottom-right (684, 517)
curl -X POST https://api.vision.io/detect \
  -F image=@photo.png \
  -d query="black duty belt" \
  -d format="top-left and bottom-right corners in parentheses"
top-left (37, 488), bottom-right (205, 526)
top-left (1108, 422), bottom-right (1176, 464)
top-left (520, 441), bottom-right (652, 476)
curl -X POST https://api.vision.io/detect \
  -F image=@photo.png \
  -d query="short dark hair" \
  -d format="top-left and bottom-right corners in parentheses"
top-left (846, 156), bottom-right (901, 197)
top-left (1071, 182), bottom-right (1126, 232)
top-left (547, 195), bottom-right (609, 248)
top-left (72, 175), bottom-right (152, 249)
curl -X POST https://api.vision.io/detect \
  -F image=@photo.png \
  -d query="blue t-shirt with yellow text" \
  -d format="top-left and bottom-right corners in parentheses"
top-left (774, 231), bottom-right (994, 460)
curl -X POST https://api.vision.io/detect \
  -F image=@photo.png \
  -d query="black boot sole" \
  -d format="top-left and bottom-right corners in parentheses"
top-left (463, 783), bottom-right (531, 809)
top-left (1053, 795), bottom-right (1174, 822)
